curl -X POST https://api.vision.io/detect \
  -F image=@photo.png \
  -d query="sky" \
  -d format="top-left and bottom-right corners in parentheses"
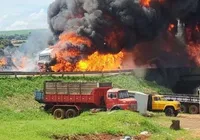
top-left (0, 0), bottom-right (54, 31)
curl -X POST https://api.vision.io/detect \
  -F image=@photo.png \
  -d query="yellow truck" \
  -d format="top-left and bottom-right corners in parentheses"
top-left (129, 91), bottom-right (180, 116)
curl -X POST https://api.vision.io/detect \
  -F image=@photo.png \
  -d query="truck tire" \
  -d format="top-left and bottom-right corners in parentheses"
top-left (180, 104), bottom-right (187, 113)
top-left (174, 110), bottom-right (179, 117)
top-left (189, 105), bottom-right (199, 114)
top-left (165, 107), bottom-right (175, 117)
top-left (65, 109), bottom-right (77, 118)
top-left (111, 106), bottom-right (122, 111)
top-left (53, 108), bottom-right (65, 119)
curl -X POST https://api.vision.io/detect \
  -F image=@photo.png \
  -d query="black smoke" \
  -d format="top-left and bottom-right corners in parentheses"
top-left (48, 0), bottom-right (199, 55)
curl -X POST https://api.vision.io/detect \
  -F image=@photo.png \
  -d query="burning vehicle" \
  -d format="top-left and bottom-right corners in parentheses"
top-left (38, 48), bottom-right (56, 72)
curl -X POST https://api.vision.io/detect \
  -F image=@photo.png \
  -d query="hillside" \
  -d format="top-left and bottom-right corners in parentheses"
top-left (0, 74), bottom-right (194, 140)
top-left (0, 74), bottom-right (171, 98)
top-left (0, 29), bottom-right (47, 36)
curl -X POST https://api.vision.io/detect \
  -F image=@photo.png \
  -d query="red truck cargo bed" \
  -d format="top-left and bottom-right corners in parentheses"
top-left (43, 81), bottom-right (112, 106)
top-left (45, 94), bottom-right (94, 103)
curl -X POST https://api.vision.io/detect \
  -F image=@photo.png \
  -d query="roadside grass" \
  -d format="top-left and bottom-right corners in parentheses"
top-left (0, 74), bottom-right (171, 98)
top-left (0, 110), bottom-right (192, 140)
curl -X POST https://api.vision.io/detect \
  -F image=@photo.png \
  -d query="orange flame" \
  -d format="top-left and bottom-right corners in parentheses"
top-left (168, 24), bottom-right (175, 31)
top-left (76, 51), bottom-right (124, 71)
top-left (186, 23), bottom-right (200, 66)
top-left (51, 32), bottom-right (92, 72)
top-left (19, 57), bottom-right (27, 68)
top-left (0, 58), bottom-right (7, 66)
top-left (51, 32), bottom-right (124, 72)
top-left (140, 0), bottom-right (151, 7)
top-left (59, 32), bottom-right (92, 48)
top-left (51, 48), bottom-right (81, 72)
top-left (187, 43), bottom-right (200, 66)
top-left (140, 0), bottom-right (164, 7)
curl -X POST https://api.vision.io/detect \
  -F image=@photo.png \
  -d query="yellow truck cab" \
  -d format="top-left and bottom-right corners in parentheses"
top-left (148, 94), bottom-right (180, 116)
top-left (129, 91), bottom-right (180, 116)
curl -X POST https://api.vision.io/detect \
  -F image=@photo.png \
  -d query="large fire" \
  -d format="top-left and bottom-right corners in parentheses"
top-left (76, 51), bottom-right (124, 71)
top-left (51, 32), bottom-right (124, 72)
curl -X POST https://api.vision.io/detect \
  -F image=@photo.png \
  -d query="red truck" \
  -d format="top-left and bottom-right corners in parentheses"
top-left (35, 81), bottom-right (137, 119)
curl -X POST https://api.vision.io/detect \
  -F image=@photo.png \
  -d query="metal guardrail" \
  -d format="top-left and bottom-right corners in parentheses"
top-left (0, 69), bottom-right (134, 77)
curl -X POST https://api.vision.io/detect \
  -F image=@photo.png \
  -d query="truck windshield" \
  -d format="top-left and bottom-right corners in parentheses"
top-left (160, 97), bottom-right (167, 101)
top-left (154, 96), bottom-right (166, 101)
top-left (39, 55), bottom-right (50, 61)
top-left (118, 91), bottom-right (129, 99)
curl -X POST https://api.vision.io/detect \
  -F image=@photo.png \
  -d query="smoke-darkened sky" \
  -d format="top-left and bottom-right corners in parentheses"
top-left (0, 0), bottom-right (54, 31)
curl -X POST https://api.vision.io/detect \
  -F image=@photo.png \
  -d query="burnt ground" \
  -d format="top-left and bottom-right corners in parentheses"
top-left (178, 114), bottom-right (200, 130)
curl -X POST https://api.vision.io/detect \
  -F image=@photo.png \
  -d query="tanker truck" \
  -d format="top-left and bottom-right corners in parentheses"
top-left (34, 81), bottom-right (137, 119)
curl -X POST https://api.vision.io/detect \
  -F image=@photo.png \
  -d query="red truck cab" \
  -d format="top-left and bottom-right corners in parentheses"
top-left (106, 88), bottom-right (137, 111)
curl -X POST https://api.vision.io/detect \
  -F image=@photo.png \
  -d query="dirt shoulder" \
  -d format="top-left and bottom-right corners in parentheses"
top-left (177, 114), bottom-right (200, 130)
top-left (177, 114), bottom-right (200, 139)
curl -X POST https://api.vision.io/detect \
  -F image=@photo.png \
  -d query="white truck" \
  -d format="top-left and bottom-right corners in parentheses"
top-left (37, 48), bottom-right (55, 72)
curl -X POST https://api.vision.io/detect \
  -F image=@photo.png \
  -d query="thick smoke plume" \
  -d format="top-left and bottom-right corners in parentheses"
top-left (48, 0), bottom-right (199, 54)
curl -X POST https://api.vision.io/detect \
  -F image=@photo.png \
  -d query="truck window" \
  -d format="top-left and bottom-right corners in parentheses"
top-left (154, 97), bottom-right (161, 101)
top-left (160, 97), bottom-right (167, 101)
top-left (108, 92), bottom-right (117, 98)
top-left (118, 91), bottom-right (129, 99)
top-left (39, 55), bottom-right (50, 61)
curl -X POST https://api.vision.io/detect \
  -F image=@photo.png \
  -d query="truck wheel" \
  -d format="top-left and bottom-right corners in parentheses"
top-left (111, 106), bottom-right (122, 111)
top-left (65, 109), bottom-right (77, 118)
top-left (53, 108), bottom-right (65, 119)
top-left (165, 107), bottom-right (175, 117)
top-left (174, 110), bottom-right (179, 117)
top-left (180, 105), bottom-right (187, 113)
top-left (189, 105), bottom-right (199, 114)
